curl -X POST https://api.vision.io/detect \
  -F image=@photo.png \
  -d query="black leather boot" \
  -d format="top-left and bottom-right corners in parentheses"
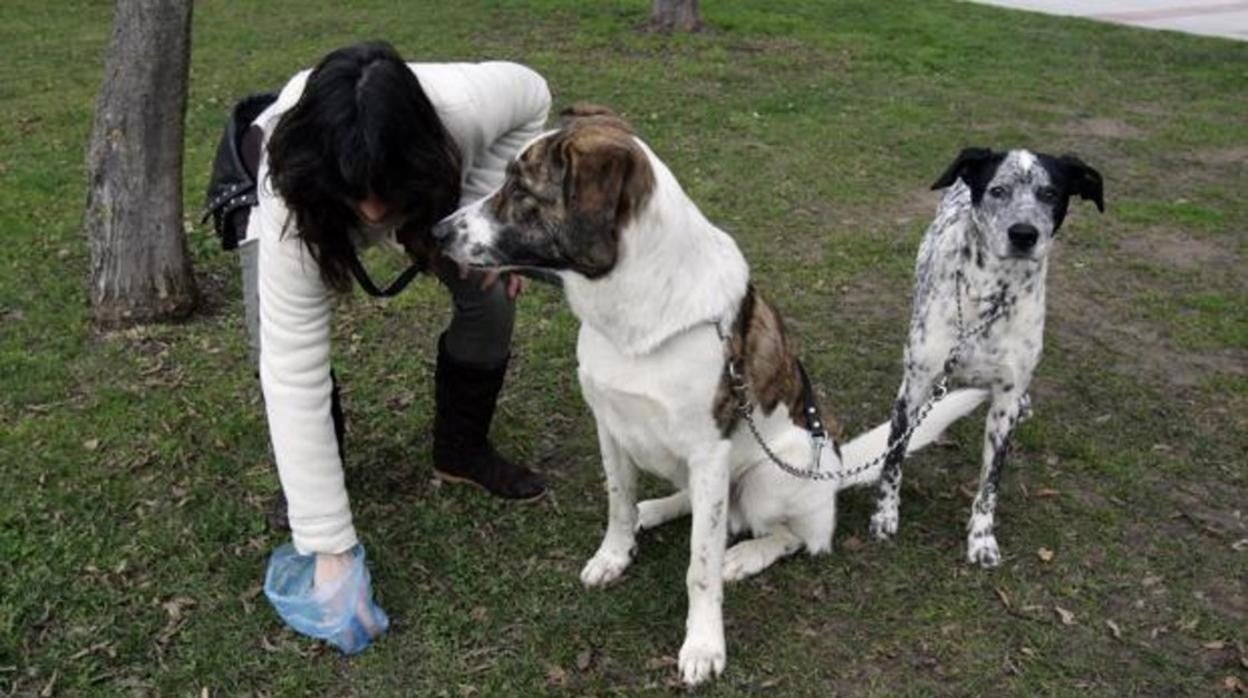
top-left (432, 335), bottom-right (546, 500)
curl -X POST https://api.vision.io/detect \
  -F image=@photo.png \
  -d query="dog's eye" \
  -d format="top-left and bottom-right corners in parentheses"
top-left (1036, 186), bottom-right (1058, 203)
top-left (989, 185), bottom-right (1009, 199)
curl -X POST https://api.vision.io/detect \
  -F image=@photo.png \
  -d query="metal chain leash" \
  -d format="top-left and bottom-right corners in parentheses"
top-left (733, 269), bottom-right (1004, 482)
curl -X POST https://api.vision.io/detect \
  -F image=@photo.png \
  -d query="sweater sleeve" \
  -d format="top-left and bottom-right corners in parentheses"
top-left (455, 62), bottom-right (552, 204)
top-left (254, 155), bottom-right (358, 556)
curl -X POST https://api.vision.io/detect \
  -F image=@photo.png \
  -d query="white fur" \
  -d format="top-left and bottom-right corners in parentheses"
top-left (440, 135), bottom-right (988, 685)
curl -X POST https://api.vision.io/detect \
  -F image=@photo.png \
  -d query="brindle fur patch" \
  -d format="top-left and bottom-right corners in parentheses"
top-left (713, 285), bottom-right (840, 439)
top-left (483, 115), bottom-right (655, 277)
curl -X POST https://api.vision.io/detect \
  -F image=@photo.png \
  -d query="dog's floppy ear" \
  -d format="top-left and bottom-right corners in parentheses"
top-left (1058, 154), bottom-right (1104, 213)
top-left (931, 147), bottom-right (997, 191)
top-left (550, 125), bottom-right (655, 276)
top-left (561, 126), bottom-right (654, 230)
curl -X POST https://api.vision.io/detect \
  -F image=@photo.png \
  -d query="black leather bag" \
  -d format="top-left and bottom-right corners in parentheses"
top-left (202, 92), bottom-right (277, 250)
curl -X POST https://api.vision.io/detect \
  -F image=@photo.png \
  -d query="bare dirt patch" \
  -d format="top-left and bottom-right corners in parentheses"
top-left (1049, 240), bottom-right (1246, 390)
top-left (1051, 287), bottom-right (1244, 389)
top-left (1058, 117), bottom-right (1144, 140)
top-left (1190, 146), bottom-right (1248, 166)
top-left (1117, 228), bottom-right (1237, 272)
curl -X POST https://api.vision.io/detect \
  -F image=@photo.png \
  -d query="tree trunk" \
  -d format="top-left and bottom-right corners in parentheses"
top-left (648, 0), bottom-right (703, 32)
top-left (85, 0), bottom-right (197, 328)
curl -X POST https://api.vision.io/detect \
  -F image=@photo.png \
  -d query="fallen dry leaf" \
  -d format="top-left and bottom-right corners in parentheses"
top-left (576, 649), bottom-right (592, 671)
top-left (645, 655), bottom-right (677, 670)
top-left (1106, 619), bottom-right (1123, 640)
top-left (995, 587), bottom-right (1012, 609)
top-left (1223, 675), bottom-right (1247, 693)
top-left (83, 438), bottom-right (100, 452)
top-left (162, 596), bottom-right (196, 621)
top-left (470, 606), bottom-right (488, 623)
top-left (1205, 640), bottom-right (1227, 651)
top-left (68, 641), bottom-right (113, 661)
top-left (1034, 488), bottom-right (1061, 498)
top-left (1054, 606), bottom-right (1076, 626)
top-left (39, 669), bottom-right (58, 698)
top-left (545, 665), bottom-right (568, 687)
top-left (1037, 547), bottom-right (1055, 562)
top-left (841, 535), bottom-right (864, 552)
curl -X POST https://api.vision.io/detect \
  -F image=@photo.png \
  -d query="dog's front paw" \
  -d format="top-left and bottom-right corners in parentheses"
top-left (580, 546), bottom-right (633, 588)
top-left (678, 630), bottom-right (726, 686)
top-left (722, 544), bottom-right (757, 583)
top-left (868, 508), bottom-right (899, 540)
top-left (722, 540), bottom-right (776, 582)
top-left (635, 499), bottom-right (670, 531)
top-left (966, 532), bottom-right (1001, 568)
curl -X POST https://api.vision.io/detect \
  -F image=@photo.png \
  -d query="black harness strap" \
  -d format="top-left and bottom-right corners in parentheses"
top-left (795, 358), bottom-right (842, 458)
top-left (793, 359), bottom-right (825, 439)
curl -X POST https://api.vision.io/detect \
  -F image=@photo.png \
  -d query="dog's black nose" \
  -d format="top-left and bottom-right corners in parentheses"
top-left (430, 219), bottom-right (456, 243)
top-left (1008, 223), bottom-right (1039, 251)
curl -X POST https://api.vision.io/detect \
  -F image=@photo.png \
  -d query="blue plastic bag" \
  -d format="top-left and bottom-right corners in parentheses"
top-left (264, 542), bottom-right (390, 654)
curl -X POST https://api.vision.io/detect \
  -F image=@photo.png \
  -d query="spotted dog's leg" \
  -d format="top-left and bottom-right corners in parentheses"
top-left (636, 490), bottom-right (690, 532)
top-left (722, 527), bottom-right (803, 582)
top-left (581, 419), bottom-right (638, 587)
top-left (1017, 391), bottom-right (1034, 423)
top-left (966, 390), bottom-right (1023, 568)
top-left (679, 441), bottom-right (731, 686)
top-left (870, 375), bottom-right (932, 540)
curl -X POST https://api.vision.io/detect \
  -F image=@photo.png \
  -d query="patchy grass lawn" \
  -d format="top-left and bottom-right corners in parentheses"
top-left (1, 0), bottom-right (1245, 695)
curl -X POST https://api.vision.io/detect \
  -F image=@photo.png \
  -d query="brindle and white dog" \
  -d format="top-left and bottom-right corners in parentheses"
top-left (433, 105), bottom-right (987, 685)
top-left (869, 148), bottom-right (1104, 567)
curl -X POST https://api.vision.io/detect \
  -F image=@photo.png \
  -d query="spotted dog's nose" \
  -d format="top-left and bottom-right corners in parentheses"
top-left (1008, 223), bottom-right (1039, 251)
top-left (431, 217), bottom-right (458, 245)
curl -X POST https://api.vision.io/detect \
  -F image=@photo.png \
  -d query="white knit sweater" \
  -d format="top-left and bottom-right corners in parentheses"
top-left (248, 62), bottom-right (551, 554)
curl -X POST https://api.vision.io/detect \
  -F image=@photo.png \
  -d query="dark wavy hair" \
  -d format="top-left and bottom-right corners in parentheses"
top-left (266, 41), bottom-right (462, 291)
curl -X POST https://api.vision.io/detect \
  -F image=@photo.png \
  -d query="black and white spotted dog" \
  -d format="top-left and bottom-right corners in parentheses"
top-left (868, 147), bottom-right (1104, 567)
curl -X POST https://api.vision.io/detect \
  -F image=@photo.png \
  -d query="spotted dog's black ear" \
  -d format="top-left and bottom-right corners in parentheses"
top-left (1058, 154), bottom-right (1104, 212)
top-left (931, 147), bottom-right (997, 191)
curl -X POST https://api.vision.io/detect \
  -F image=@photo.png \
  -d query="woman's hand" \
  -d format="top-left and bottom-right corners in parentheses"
top-left (466, 266), bottom-right (529, 300)
top-left (313, 549), bottom-right (356, 588)
top-left (265, 544), bottom-right (390, 654)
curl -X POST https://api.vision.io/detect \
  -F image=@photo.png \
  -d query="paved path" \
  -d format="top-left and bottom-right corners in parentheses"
top-left (972, 0), bottom-right (1248, 41)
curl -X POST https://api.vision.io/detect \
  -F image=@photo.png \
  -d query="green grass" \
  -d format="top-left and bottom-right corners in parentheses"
top-left (2, 1), bottom-right (1246, 695)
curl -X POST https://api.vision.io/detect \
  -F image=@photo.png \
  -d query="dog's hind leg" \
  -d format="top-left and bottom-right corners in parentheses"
top-left (966, 390), bottom-right (1023, 568)
top-left (636, 490), bottom-right (690, 531)
top-left (581, 421), bottom-right (639, 587)
top-left (869, 376), bottom-right (931, 540)
top-left (722, 528), bottom-right (803, 582)
top-left (679, 441), bottom-right (731, 686)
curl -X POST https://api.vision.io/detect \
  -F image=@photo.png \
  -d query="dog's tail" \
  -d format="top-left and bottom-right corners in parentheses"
top-left (834, 388), bottom-right (988, 490)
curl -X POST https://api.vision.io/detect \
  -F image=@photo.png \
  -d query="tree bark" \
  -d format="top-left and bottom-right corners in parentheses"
top-left (85, 0), bottom-right (197, 328)
top-left (648, 0), bottom-right (703, 33)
